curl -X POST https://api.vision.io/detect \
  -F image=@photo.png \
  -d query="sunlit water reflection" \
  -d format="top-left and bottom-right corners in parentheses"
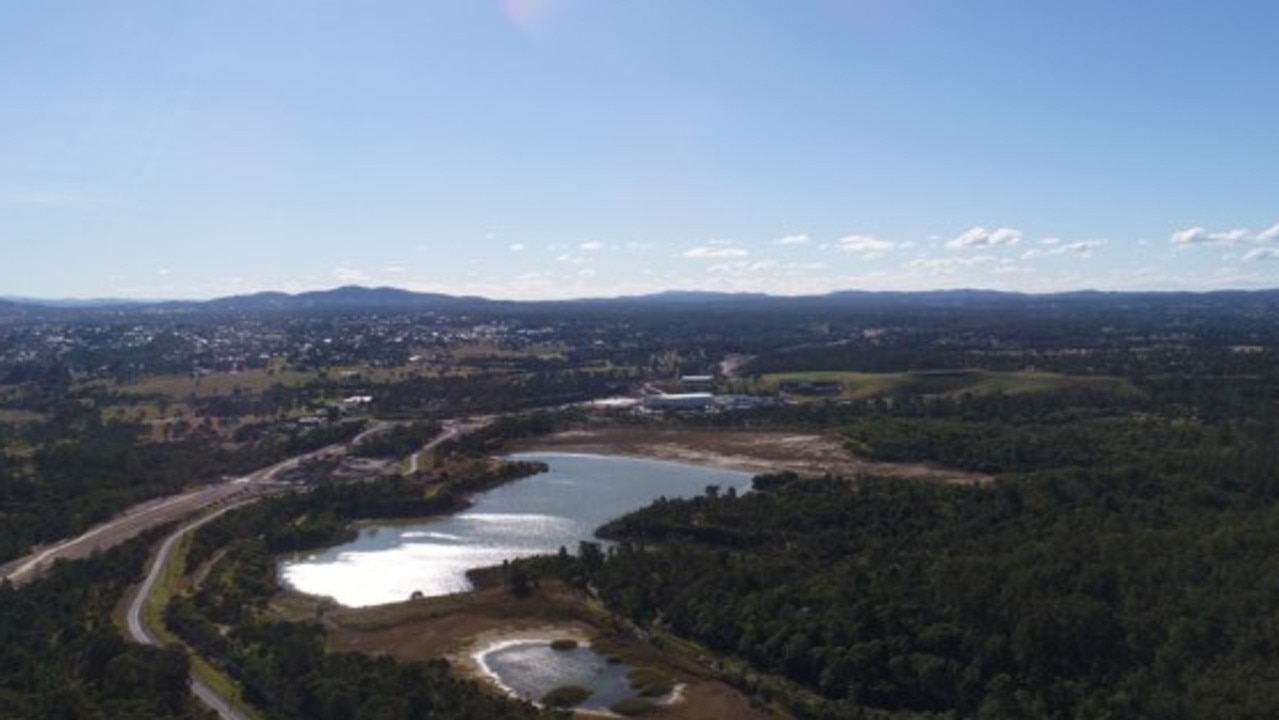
top-left (480, 641), bottom-right (634, 711)
top-left (279, 452), bottom-right (752, 606)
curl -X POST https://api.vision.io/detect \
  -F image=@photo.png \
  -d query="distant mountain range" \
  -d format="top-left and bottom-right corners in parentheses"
top-left (0, 296), bottom-right (151, 308)
top-left (3, 285), bottom-right (1279, 319)
top-left (193, 286), bottom-right (495, 313)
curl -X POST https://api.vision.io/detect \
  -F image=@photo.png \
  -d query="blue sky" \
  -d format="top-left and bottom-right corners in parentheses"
top-left (2, 0), bottom-right (1278, 300)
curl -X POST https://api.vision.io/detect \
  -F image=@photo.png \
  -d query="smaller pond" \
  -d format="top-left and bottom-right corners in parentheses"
top-left (479, 640), bottom-right (647, 712)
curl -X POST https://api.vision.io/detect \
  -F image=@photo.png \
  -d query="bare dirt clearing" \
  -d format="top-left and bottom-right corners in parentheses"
top-left (512, 426), bottom-right (987, 484)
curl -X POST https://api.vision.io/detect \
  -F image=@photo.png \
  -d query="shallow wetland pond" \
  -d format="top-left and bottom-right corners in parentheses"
top-left (479, 640), bottom-right (648, 712)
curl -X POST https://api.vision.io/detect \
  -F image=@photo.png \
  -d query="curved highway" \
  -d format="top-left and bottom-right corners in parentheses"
top-left (12, 417), bottom-right (481, 720)
top-left (2, 426), bottom-right (380, 587)
top-left (126, 503), bottom-right (255, 720)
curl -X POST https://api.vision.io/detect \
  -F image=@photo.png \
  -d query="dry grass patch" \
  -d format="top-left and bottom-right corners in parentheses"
top-left (119, 368), bottom-right (318, 399)
top-left (291, 580), bottom-right (771, 720)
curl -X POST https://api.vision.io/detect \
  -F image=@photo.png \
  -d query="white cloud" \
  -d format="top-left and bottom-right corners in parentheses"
top-left (776, 233), bottom-right (810, 246)
top-left (707, 259), bottom-right (778, 276)
top-left (837, 235), bottom-right (896, 259)
top-left (1244, 248), bottom-right (1279, 262)
top-left (946, 226), bottom-right (1023, 249)
top-left (509, 243), bottom-right (525, 251)
top-left (383, 266), bottom-right (407, 274)
top-left (1024, 238), bottom-right (1107, 260)
top-left (1258, 223), bottom-right (1279, 243)
top-left (682, 245), bottom-right (749, 259)
top-left (1170, 226), bottom-right (1250, 246)
top-left (1060, 239), bottom-right (1106, 257)
top-left (579, 241), bottom-right (603, 251)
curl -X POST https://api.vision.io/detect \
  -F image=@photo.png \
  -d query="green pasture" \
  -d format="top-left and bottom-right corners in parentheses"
top-left (756, 369), bottom-right (1139, 399)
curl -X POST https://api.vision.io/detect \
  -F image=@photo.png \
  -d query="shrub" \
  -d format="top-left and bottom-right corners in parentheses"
top-left (540, 685), bottom-right (591, 708)
top-left (626, 667), bottom-right (675, 697)
top-left (610, 697), bottom-right (655, 716)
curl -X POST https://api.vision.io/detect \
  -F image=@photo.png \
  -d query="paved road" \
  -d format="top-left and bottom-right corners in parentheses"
top-left (405, 417), bottom-right (494, 475)
top-left (406, 420), bottom-right (460, 475)
top-left (1, 425), bottom-right (384, 586)
top-left (351, 419), bottom-right (394, 447)
top-left (126, 503), bottom-right (255, 720)
top-left (1, 483), bottom-right (255, 585)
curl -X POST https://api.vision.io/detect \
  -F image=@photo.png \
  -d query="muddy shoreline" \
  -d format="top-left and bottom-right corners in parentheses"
top-left (509, 426), bottom-right (987, 485)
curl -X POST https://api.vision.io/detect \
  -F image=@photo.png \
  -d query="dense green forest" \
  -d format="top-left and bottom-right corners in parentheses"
top-left (552, 473), bottom-right (1279, 718)
top-left (521, 381), bottom-right (1279, 719)
top-left (0, 527), bottom-right (210, 719)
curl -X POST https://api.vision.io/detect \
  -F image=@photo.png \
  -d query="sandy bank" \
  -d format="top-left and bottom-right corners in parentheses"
top-left (513, 426), bottom-right (987, 484)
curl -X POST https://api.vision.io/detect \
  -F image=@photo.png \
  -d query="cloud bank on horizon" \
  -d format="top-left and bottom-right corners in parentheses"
top-left (0, 1), bottom-right (1277, 300)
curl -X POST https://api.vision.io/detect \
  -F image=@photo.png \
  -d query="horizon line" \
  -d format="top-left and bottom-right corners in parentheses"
top-left (7, 283), bottom-right (1279, 307)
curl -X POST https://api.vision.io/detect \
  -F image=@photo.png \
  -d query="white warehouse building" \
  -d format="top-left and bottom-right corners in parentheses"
top-left (642, 393), bottom-right (715, 411)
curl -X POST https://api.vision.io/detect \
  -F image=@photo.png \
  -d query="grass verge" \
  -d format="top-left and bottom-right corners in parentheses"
top-left (141, 519), bottom-right (265, 720)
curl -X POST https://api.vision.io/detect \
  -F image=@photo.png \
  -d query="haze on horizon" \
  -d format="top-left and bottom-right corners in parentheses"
top-left (2, 1), bottom-right (1278, 302)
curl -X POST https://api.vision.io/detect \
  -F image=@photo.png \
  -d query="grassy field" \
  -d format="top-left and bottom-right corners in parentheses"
top-left (0, 408), bottom-right (47, 424)
top-left (119, 368), bottom-right (319, 398)
top-left (111, 363), bottom-right (488, 401)
top-left (755, 369), bottom-right (1140, 399)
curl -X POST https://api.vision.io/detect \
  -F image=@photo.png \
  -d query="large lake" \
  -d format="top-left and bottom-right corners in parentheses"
top-left (279, 452), bottom-right (753, 607)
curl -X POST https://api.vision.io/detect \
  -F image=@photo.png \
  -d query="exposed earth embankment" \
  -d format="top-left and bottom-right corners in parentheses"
top-left (511, 426), bottom-right (988, 484)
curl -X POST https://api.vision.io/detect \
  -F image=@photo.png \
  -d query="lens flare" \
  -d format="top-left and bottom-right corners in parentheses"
top-left (502, 0), bottom-right (559, 29)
